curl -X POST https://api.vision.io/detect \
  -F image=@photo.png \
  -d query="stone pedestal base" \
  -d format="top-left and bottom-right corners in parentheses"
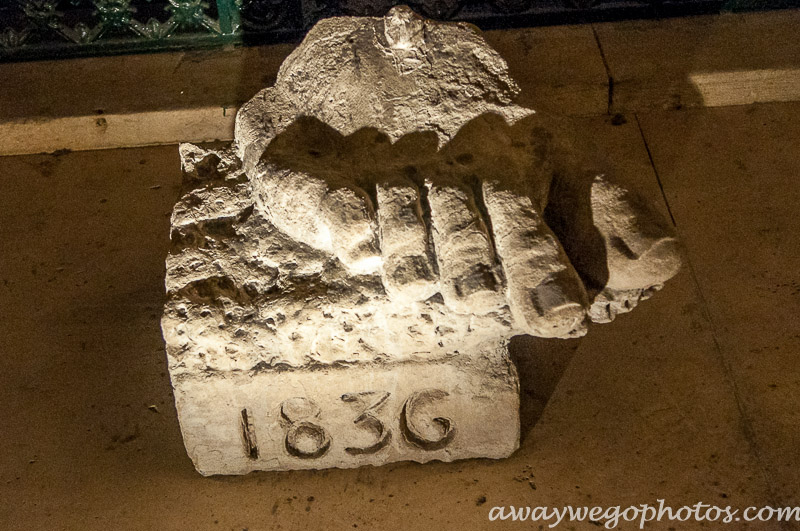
top-left (172, 346), bottom-right (519, 475)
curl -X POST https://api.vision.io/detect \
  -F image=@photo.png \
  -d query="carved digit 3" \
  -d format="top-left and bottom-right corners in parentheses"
top-left (401, 388), bottom-right (455, 451)
top-left (280, 397), bottom-right (331, 459)
top-left (341, 391), bottom-right (392, 455)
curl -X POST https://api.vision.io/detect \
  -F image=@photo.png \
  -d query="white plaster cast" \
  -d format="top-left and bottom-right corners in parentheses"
top-left (163, 6), bottom-right (680, 475)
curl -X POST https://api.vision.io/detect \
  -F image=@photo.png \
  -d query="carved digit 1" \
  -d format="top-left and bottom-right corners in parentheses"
top-left (280, 397), bottom-right (331, 459)
top-left (240, 408), bottom-right (259, 459)
top-left (341, 391), bottom-right (392, 455)
top-left (401, 388), bottom-right (455, 450)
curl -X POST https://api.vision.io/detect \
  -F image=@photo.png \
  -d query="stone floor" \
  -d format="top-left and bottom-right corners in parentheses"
top-left (3, 9), bottom-right (799, 156)
top-left (1, 99), bottom-right (798, 530)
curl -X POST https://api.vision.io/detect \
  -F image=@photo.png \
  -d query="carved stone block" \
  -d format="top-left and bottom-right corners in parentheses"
top-left (174, 344), bottom-right (518, 475)
top-left (162, 6), bottom-right (681, 474)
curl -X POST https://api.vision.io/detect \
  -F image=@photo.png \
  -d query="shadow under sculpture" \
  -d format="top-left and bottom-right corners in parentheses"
top-left (161, 6), bottom-right (681, 475)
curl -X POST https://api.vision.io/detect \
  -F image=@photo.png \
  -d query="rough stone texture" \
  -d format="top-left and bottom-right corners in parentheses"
top-left (162, 6), bottom-right (681, 475)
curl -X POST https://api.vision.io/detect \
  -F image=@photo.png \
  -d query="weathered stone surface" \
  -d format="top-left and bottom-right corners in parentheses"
top-left (162, 6), bottom-right (681, 475)
top-left (175, 344), bottom-right (519, 475)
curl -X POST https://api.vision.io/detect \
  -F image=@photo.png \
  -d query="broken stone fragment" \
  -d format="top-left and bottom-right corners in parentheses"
top-left (162, 6), bottom-right (681, 475)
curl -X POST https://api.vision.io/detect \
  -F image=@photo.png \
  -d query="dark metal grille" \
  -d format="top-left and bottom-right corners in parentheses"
top-left (1, 0), bottom-right (797, 61)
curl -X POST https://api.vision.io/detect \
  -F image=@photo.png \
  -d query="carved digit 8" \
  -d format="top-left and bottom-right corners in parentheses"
top-left (401, 388), bottom-right (455, 450)
top-left (280, 397), bottom-right (331, 459)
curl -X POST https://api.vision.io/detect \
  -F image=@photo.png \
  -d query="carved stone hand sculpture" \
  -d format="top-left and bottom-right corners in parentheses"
top-left (162, 6), bottom-right (681, 475)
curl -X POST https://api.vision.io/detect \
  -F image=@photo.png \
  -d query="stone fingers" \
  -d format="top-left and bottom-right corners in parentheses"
top-left (376, 176), bottom-right (438, 303)
top-left (425, 175), bottom-right (506, 314)
top-left (588, 177), bottom-right (681, 292)
top-left (375, 167), bottom-right (589, 340)
top-left (546, 170), bottom-right (681, 323)
top-left (375, 169), bottom-right (509, 313)
top-left (320, 184), bottom-right (381, 274)
top-left (482, 179), bottom-right (589, 338)
top-left (251, 162), bottom-right (382, 273)
top-left (251, 163), bottom-right (333, 252)
top-left (250, 116), bottom-right (383, 274)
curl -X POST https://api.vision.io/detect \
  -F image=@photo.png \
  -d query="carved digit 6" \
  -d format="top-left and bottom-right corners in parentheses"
top-left (341, 391), bottom-right (392, 455)
top-left (401, 388), bottom-right (455, 450)
top-left (280, 397), bottom-right (331, 459)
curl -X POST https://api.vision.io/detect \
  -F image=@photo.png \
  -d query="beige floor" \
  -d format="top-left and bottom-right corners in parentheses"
top-left (1, 100), bottom-right (798, 530)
